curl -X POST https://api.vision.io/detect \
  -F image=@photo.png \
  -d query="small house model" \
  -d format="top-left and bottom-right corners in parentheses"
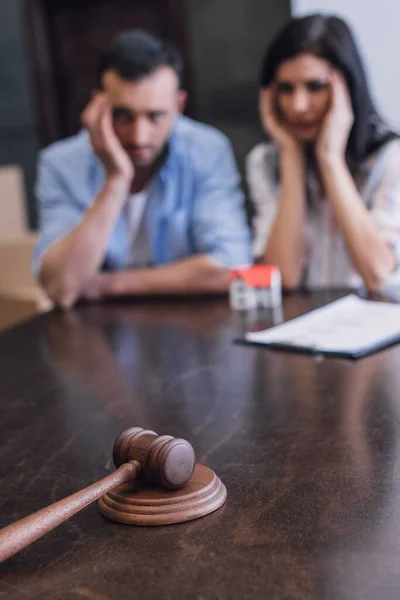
top-left (229, 265), bottom-right (282, 310)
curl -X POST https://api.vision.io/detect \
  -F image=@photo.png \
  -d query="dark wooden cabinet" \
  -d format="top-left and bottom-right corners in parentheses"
top-left (24, 0), bottom-right (192, 145)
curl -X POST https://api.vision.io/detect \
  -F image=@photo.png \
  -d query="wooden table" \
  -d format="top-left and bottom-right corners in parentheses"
top-left (1, 291), bottom-right (400, 599)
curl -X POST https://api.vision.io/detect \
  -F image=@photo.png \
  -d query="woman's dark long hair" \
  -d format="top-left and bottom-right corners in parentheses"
top-left (260, 14), bottom-right (398, 171)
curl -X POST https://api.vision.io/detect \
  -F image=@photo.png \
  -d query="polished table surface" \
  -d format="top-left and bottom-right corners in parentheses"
top-left (1, 291), bottom-right (400, 599)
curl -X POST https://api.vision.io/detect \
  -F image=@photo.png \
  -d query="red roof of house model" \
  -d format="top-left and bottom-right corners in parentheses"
top-left (230, 265), bottom-right (279, 287)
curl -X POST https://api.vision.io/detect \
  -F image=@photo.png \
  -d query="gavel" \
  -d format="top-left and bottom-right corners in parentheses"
top-left (0, 427), bottom-right (196, 563)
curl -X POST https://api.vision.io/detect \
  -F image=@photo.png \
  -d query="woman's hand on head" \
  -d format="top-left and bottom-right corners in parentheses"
top-left (259, 87), bottom-right (301, 154)
top-left (316, 71), bottom-right (354, 163)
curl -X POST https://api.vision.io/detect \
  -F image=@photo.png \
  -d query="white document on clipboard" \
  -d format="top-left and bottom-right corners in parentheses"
top-left (244, 294), bottom-right (400, 358)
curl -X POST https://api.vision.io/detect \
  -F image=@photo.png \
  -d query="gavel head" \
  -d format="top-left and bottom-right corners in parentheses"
top-left (113, 427), bottom-right (196, 490)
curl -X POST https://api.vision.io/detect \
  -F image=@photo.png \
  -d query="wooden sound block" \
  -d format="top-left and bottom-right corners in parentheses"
top-left (98, 464), bottom-right (227, 526)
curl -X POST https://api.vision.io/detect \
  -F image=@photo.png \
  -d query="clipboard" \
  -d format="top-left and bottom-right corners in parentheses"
top-left (238, 295), bottom-right (400, 359)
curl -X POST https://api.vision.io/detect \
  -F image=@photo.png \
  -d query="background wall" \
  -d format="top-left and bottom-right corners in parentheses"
top-left (0, 0), bottom-right (39, 228)
top-left (186, 0), bottom-right (291, 173)
top-left (292, 0), bottom-right (400, 130)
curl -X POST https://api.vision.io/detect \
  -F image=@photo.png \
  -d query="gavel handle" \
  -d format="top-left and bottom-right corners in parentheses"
top-left (0, 460), bottom-right (140, 563)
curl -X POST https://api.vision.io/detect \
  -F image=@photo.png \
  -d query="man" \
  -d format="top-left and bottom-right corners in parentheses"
top-left (33, 30), bottom-right (251, 309)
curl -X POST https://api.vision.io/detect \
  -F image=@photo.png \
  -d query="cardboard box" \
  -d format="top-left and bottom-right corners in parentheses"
top-left (0, 290), bottom-right (48, 331)
top-left (0, 234), bottom-right (51, 332)
top-left (0, 165), bottom-right (51, 331)
top-left (0, 165), bottom-right (29, 237)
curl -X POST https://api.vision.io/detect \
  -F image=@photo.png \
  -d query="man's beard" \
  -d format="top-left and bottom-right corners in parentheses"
top-left (124, 146), bottom-right (154, 168)
top-left (128, 141), bottom-right (169, 170)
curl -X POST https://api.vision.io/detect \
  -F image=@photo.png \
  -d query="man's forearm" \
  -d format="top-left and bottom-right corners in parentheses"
top-left (96, 256), bottom-right (231, 298)
top-left (40, 176), bottom-right (130, 308)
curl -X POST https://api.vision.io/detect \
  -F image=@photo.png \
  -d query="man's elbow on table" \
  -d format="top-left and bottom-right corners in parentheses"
top-left (40, 266), bottom-right (80, 311)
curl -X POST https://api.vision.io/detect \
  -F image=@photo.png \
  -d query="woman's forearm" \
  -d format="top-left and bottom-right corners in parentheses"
top-left (319, 155), bottom-right (395, 290)
top-left (264, 148), bottom-right (307, 288)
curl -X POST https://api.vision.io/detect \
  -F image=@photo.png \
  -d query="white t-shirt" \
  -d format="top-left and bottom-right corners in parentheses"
top-left (126, 183), bottom-right (152, 268)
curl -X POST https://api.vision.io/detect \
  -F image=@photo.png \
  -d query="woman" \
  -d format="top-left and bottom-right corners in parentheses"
top-left (247, 14), bottom-right (400, 290)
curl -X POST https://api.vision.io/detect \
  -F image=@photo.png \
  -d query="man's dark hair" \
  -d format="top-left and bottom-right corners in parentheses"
top-left (97, 29), bottom-right (184, 87)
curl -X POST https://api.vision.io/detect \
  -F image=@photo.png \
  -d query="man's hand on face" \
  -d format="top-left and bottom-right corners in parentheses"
top-left (81, 92), bottom-right (134, 183)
